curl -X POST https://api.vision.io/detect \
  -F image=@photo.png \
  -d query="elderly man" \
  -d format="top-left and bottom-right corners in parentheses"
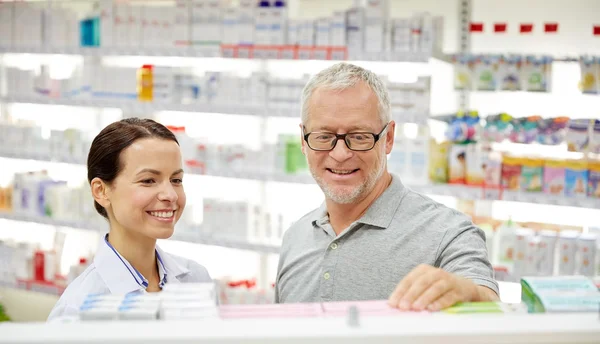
top-left (275, 63), bottom-right (499, 311)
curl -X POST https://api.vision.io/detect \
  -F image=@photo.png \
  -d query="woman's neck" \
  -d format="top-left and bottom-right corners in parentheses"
top-left (107, 226), bottom-right (159, 286)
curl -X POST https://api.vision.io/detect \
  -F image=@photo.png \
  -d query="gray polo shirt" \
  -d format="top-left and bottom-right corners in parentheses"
top-left (275, 174), bottom-right (498, 303)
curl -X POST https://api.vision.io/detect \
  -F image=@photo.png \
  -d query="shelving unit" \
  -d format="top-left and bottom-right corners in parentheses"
top-left (2, 152), bottom-right (599, 210)
top-left (0, 46), bottom-right (445, 63)
top-left (0, 95), bottom-right (299, 119)
top-left (0, 211), bottom-right (281, 254)
top-left (2, 313), bottom-right (600, 344)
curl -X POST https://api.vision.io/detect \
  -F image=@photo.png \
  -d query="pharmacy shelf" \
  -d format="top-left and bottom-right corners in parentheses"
top-left (0, 279), bottom-right (65, 297)
top-left (0, 212), bottom-right (280, 254)
top-left (0, 95), bottom-right (300, 119)
top-left (3, 313), bottom-right (600, 344)
top-left (2, 151), bottom-right (600, 209)
top-left (0, 46), bottom-right (444, 63)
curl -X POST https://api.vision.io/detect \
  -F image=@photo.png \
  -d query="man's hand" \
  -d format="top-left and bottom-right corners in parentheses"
top-left (387, 264), bottom-right (498, 312)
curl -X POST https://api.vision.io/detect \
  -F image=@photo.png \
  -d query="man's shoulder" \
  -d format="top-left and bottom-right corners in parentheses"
top-left (283, 206), bottom-right (323, 240)
top-left (397, 188), bottom-right (473, 234)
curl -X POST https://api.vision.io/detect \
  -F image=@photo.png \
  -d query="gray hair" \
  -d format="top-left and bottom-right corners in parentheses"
top-left (301, 62), bottom-right (391, 126)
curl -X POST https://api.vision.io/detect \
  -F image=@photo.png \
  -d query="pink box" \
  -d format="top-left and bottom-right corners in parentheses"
top-left (543, 161), bottom-right (566, 196)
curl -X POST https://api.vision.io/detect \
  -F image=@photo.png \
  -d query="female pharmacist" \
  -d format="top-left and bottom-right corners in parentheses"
top-left (47, 118), bottom-right (211, 321)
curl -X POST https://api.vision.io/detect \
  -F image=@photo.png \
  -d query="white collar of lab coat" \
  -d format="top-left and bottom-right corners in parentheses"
top-left (94, 234), bottom-right (190, 294)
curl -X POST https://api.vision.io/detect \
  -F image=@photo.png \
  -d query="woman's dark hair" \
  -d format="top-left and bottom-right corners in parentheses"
top-left (87, 118), bottom-right (179, 218)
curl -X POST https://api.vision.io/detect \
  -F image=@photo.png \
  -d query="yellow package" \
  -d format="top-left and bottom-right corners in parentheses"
top-left (429, 140), bottom-right (450, 183)
top-left (579, 56), bottom-right (599, 94)
top-left (520, 158), bottom-right (544, 192)
top-left (501, 156), bottom-right (523, 190)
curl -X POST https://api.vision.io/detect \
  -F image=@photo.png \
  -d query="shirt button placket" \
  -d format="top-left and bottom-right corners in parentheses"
top-left (320, 241), bottom-right (340, 300)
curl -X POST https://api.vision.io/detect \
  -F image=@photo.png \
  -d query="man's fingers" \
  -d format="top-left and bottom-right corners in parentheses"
top-left (395, 267), bottom-right (440, 310)
top-left (427, 290), bottom-right (461, 312)
top-left (412, 278), bottom-right (452, 311)
top-left (388, 264), bottom-right (429, 308)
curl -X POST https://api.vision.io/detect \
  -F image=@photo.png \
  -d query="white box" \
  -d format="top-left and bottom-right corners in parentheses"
top-left (419, 12), bottom-right (434, 53)
top-left (287, 20), bottom-right (299, 46)
top-left (128, 5), bottom-right (142, 49)
top-left (0, 3), bottom-right (14, 47)
top-left (238, 0), bottom-right (254, 46)
top-left (315, 17), bottom-right (330, 47)
top-left (392, 18), bottom-right (410, 52)
top-left (270, 1), bottom-right (287, 46)
top-left (113, 3), bottom-right (130, 47)
top-left (206, 0), bottom-right (222, 44)
top-left (364, 0), bottom-right (387, 53)
top-left (298, 20), bottom-right (314, 47)
top-left (254, 3), bottom-right (271, 46)
top-left (98, 0), bottom-right (113, 48)
top-left (330, 11), bottom-right (346, 47)
top-left (346, 7), bottom-right (364, 56)
top-left (222, 7), bottom-right (238, 45)
top-left (160, 7), bottom-right (174, 49)
top-left (46, 9), bottom-right (68, 49)
top-left (173, 0), bottom-right (191, 47)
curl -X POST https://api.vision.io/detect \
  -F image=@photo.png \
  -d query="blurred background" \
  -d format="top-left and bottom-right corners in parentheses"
top-left (0, 0), bottom-right (599, 322)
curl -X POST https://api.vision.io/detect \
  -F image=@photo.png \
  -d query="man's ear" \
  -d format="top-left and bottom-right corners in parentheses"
top-left (90, 177), bottom-right (111, 209)
top-left (299, 123), bottom-right (307, 156)
top-left (385, 120), bottom-right (396, 154)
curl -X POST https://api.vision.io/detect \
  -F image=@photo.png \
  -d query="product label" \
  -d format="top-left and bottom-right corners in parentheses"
top-left (543, 164), bottom-right (566, 195)
top-left (588, 164), bottom-right (600, 198)
top-left (520, 160), bottom-right (544, 192)
top-left (565, 164), bottom-right (589, 198)
top-left (501, 158), bottom-right (522, 190)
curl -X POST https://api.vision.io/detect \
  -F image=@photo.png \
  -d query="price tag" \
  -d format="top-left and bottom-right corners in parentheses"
top-left (264, 49), bottom-right (279, 59)
top-left (330, 48), bottom-right (347, 60)
top-left (221, 47), bottom-right (236, 58)
top-left (297, 49), bottom-right (312, 60)
top-left (253, 48), bottom-right (268, 59)
top-left (280, 48), bottom-right (295, 60)
top-left (237, 47), bottom-right (252, 59)
top-left (482, 188), bottom-right (501, 201)
top-left (312, 49), bottom-right (328, 60)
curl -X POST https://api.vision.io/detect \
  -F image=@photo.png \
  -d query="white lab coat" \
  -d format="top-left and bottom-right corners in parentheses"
top-left (47, 235), bottom-right (211, 321)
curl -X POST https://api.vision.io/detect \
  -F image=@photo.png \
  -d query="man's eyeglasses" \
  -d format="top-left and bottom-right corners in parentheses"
top-left (303, 122), bottom-right (390, 152)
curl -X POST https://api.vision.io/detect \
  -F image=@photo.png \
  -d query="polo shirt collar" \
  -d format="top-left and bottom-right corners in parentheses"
top-left (357, 174), bottom-right (406, 228)
top-left (310, 174), bottom-right (407, 230)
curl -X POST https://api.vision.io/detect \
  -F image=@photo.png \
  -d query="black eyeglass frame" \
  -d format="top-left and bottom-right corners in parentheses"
top-left (302, 122), bottom-right (391, 152)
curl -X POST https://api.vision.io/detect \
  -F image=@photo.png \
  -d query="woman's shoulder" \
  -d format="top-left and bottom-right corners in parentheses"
top-left (159, 249), bottom-right (212, 283)
top-left (47, 264), bottom-right (109, 321)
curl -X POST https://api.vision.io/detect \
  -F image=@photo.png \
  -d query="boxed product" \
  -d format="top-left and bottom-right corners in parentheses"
top-left (566, 119), bottom-right (591, 152)
top-left (521, 276), bottom-right (600, 313)
top-left (474, 55), bottom-right (499, 91)
top-left (520, 158), bottom-right (544, 192)
top-left (564, 160), bottom-right (588, 198)
top-left (501, 156), bottom-right (522, 190)
top-left (483, 151), bottom-right (502, 187)
top-left (449, 144), bottom-right (467, 184)
top-left (579, 56), bottom-right (599, 94)
top-left (587, 160), bottom-right (600, 198)
top-left (543, 160), bottom-right (566, 196)
top-left (453, 55), bottom-right (473, 90)
top-left (590, 120), bottom-right (600, 154)
top-left (522, 55), bottom-right (552, 92)
top-left (428, 140), bottom-right (450, 183)
top-left (499, 55), bottom-right (522, 91)
top-left (576, 234), bottom-right (598, 277)
top-left (466, 143), bottom-right (484, 186)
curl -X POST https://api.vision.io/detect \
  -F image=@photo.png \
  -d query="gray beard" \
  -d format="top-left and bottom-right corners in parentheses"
top-left (309, 148), bottom-right (386, 204)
